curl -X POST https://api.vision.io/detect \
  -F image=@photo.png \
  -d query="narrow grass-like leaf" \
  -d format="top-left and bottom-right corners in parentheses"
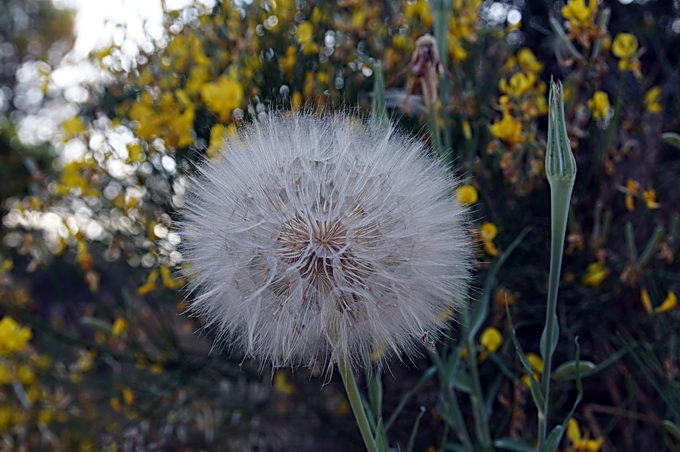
top-left (663, 420), bottom-right (680, 439)
top-left (370, 62), bottom-right (388, 128)
top-left (80, 316), bottom-right (113, 334)
top-left (549, 16), bottom-right (584, 60)
top-left (552, 361), bottom-right (596, 380)
top-left (466, 227), bottom-right (530, 341)
top-left (494, 438), bottom-right (536, 452)
top-left (384, 366), bottom-right (436, 432)
top-left (506, 303), bottom-right (545, 413)
top-left (548, 338), bottom-right (585, 452)
top-left (406, 407), bottom-right (426, 452)
top-left (662, 132), bottom-right (680, 149)
top-left (544, 425), bottom-right (564, 452)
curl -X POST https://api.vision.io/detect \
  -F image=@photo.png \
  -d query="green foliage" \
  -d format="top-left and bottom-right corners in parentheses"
top-left (0, 0), bottom-right (679, 450)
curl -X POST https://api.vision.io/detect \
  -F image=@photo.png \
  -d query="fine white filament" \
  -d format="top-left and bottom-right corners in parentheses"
top-left (180, 113), bottom-right (471, 369)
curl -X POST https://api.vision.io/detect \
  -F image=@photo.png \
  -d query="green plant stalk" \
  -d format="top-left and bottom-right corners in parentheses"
top-left (538, 181), bottom-right (573, 449)
top-left (430, 0), bottom-right (452, 160)
top-left (429, 350), bottom-right (474, 451)
top-left (463, 335), bottom-right (493, 450)
top-left (429, 108), bottom-right (444, 159)
top-left (539, 80), bottom-right (577, 451)
top-left (338, 357), bottom-right (379, 452)
top-left (637, 225), bottom-right (664, 269)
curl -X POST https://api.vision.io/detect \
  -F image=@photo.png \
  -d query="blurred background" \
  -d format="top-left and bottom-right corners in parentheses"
top-left (0, 0), bottom-right (679, 450)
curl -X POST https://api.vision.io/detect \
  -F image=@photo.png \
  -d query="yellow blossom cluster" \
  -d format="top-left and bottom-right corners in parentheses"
top-left (0, 316), bottom-right (32, 355)
top-left (491, 48), bottom-right (547, 149)
top-left (567, 418), bottom-right (603, 451)
top-left (562, 0), bottom-right (599, 42)
top-left (588, 91), bottom-right (611, 121)
top-left (2, 0), bottom-right (674, 447)
top-left (640, 289), bottom-right (677, 314)
top-left (447, 0), bottom-right (482, 63)
top-left (612, 33), bottom-right (640, 75)
top-left (623, 178), bottom-right (660, 211)
top-left (479, 222), bottom-right (498, 256)
top-left (456, 184), bottom-right (478, 205)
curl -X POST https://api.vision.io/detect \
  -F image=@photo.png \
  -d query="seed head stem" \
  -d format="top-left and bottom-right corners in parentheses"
top-left (538, 79), bottom-right (576, 450)
top-left (338, 356), bottom-right (379, 452)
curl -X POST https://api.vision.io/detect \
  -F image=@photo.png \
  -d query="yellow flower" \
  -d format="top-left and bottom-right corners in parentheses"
top-left (479, 222), bottom-right (497, 241)
top-left (16, 365), bottom-right (35, 385)
top-left (404, 0), bottom-right (433, 28)
top-left (612, 33), bottom-right (639, 72)
top-left (200, 75), bottom-right (244, 122)
top-left (295, 21), bottom-right (318, 54)
top-left (462, 120), bottom-right (472, 140)
top-left (56, 159), bottom-right (100, 197)
top-left (0, 406), bottom-right (15, 431)
top-left (456, 185), bottom-right (478, 205)
top-left (480, 327), bottom-right (503, 354)
top-left (640, 289), bottom-right (653, 313)
top-left (480, 223), bottom-right (498, 256)
top-left (208, 123), bottom-right (237, 158)
top-left (525, 353), bottom-right (543, 373)
top-left (129, 94), bottom-right (157, 140)
top-left (280, 46), bottom-right (297, 78)
top-left (588, 91), bottom-right (610, 121)
top-left (112, 317), bottom-right (127, 336)
top-left (642, 189), bottom-right (660, 209)
top-left (168, 106), bottom-right (195, 148)
top-left (110, 396), bottom-right (122, 412)
top-left (521, 353), bottom-right (543, 388)
top-left (612, 33), bottom-right (638, 59)
top-left (61, 116), bottom-right (86, 141)
top-left (499, 72), bottom-right (536, 97)
top-left (0, 363), bottom-right (13, 384)
top-left (273, 371), bottom-right (296, 395)
top-left (561, 0), bottom-right (598, 30)
top-left (644, 86), bottom-right (663, 114)
top-left (582, 263), bottom-right (608, 287)
top-left (517, 48), bottom-right (543, 73)
top-left (126, 143), bottom-right (144, 163)
top-left (655, 292), bottom-right (677, 314)
top-left (0, 316), bottom-right (32, 355)
top-left (567, 418), bottom-right (603, 451)
top-left (123, 387), bottom-right (135, 406)
top-left (490, 113), bottom-right (523, 144)
top-left (392, 34), bottom-right (408, 49)
top-left (448, 36), bottom-right (468, 62)
top-left (137, 270), bottom-right (159, 295)
top-left (160, 265), bottom-right (184, 290)
top-left (291, 91), bottom-right (302, 110)
top-left (624, 178), bottom-right (640, 211)
top-left (186, 65), bottom-right (211, 95)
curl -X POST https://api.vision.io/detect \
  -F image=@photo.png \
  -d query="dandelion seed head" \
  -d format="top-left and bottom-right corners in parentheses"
top-left (180, 113), bottom-right (472, 368)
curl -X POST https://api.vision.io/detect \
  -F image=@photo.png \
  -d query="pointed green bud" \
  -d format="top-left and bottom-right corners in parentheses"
top-left (545, 79), bottom-right (577, 186)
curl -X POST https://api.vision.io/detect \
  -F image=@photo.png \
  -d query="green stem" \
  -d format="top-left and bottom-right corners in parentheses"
top-left (464, 335), bottom-right (493, 450)
top-left (338, 357), bottom-right (379, 452)
top-left (538, 181), bottom-right (573, 450)
top-left (429, 350), bottom-right (475, 451)
top-left (637, 225), bottom-right (664, 269)
top-left (429, 107), bottom-right (444, 160)
top-left (430, 0), bottom-right (452, 163)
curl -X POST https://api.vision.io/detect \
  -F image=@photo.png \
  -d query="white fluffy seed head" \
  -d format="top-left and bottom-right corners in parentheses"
top-left (179, 113), bottom-right (472, 369)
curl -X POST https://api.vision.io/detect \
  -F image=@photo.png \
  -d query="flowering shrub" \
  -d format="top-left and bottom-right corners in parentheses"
top-left (1, 0), bottom-right (679, 450)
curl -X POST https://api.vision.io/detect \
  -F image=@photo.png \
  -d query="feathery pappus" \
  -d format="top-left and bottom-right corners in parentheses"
top-left (179, 113), bottom-right (472, 369)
